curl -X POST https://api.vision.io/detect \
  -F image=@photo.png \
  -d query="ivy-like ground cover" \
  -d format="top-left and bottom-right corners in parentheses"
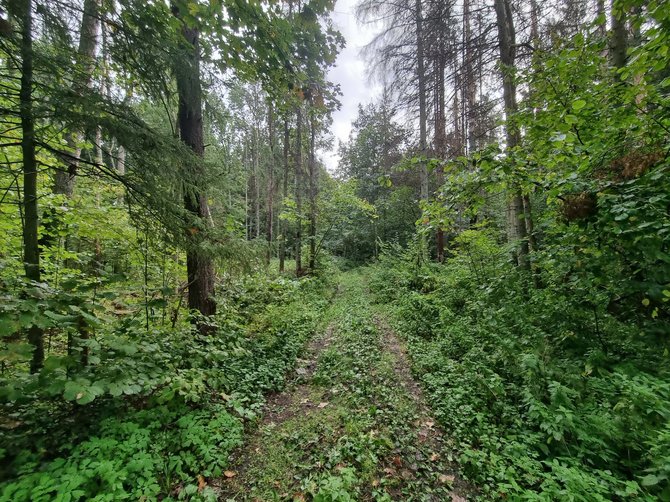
top-left (0, 272), bottom-right (333, 501)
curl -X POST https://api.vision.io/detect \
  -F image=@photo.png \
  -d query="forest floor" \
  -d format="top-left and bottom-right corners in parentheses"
top-left (215, 271), bottom-right (469, 501)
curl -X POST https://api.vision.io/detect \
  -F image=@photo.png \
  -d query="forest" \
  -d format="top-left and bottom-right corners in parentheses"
top-left (0, 0), bottom-right (669, 500)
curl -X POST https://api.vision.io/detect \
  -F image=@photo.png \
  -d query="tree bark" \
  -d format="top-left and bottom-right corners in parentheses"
top-left (596, 0), bottom-right (606, 37)
top-left (174, 17), bottom-right (216, 329)
top-left (494, 0), bottom-right (529, 271)
top-left (416, 0), bottom-right (428, 201)
top-left (294, 105), bottom-right (303, 276)
top-left (54, 0), bottom-right (101, 196)
top-left (266, 103), bottom-right (275, 265)
top-left (279, 117), bottom-right (289, 272)
top-left (308, 112), bottom-right (317, 270)
top-left (434, 35), bottom-right (447, 263)
top-left (253, 125), bottom-right (260, 239)
top-left (463, 0), bottom-right (477, 154)
top-left (18, 0), bottom-right (44, 373)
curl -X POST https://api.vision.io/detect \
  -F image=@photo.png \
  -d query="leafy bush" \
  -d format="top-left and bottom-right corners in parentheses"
top-left (370, 229), bottom-right (670, 500)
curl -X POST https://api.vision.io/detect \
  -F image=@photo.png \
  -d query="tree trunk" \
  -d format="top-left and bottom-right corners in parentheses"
top-left (416, 0), bottom-right (428, 201)
top-left (266, 103), bottom-right (275, 265)
top-left (463, 0), bottom-right (477, 154)
top-left (294, 105), bottom-right (303, 276)
top-left (610, 1), bottom-right (627, 70)
top-left (254, 126), bottom-right (260, 239)
top-left (54, 0), bottom-right (101, 196)
top-left (174, 16), bottom-right (216, 329)
top-left (596, 0), bottom-right (606, 37)
top-left (522, 194), bottom-right (542, 288)
top-left (494, 0), bottom-right (529, 271)
top-left (279, 118), bottom-right (289, 272)
top-left (434, 37), bottom-right (447, 264)
top-left (18, 0), bottom-right (44, 373)
top-left (308, 112), bottom-right (317, 270)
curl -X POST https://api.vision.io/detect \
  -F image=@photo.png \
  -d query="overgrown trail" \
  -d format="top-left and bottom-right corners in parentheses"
top-left (216, 272), bottom-right (468, 501)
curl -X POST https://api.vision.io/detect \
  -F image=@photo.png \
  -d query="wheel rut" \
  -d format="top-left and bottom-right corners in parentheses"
top-left (214, 273), bottom-right (470, 501)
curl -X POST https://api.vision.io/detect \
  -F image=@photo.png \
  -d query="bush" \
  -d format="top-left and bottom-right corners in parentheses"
top-left (369, 229), bottom-right (670, 500)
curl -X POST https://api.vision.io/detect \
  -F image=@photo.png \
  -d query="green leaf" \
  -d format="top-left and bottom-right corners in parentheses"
top-left (564, 114), bottom-right (579, 125)
top-left (572, 99), bottom-right (586, 111)
top-left (640, 474), bottom-right (660, 487)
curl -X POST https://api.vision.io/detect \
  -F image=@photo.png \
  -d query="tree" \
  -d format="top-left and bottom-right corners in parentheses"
top-left (173, 6), bottom-right (216, 327)
top-left (294, 102), bottom-right (303, 275)
top-left (54, 0), bottom-right (101, 197)
top-left (494, 0), bottom-right (529, 270)
top-left (14, 0), bottom-right (44, 372)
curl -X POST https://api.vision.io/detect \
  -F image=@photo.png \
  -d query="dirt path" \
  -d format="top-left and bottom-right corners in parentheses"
top-left (215, 273), bottom-right (468, 501)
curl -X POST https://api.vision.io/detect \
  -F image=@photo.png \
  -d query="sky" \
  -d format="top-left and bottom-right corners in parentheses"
top-left (322, 0), bottom-right (383, 173)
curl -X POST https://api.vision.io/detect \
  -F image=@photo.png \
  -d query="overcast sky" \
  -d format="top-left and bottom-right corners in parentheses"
top-left (322, 0), bottom-right (383, 173)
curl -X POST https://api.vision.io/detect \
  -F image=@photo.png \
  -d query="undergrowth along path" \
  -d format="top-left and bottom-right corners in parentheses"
top-left (216, 272), bottom-right (468, 501)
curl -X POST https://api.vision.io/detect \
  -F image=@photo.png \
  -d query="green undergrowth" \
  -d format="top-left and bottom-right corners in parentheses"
top-left (229, 272), bottom-right (459, 501)
top-left (369, 237), bottom-right (670, 501)
top-left (0, 271), bottom-right (334, 501)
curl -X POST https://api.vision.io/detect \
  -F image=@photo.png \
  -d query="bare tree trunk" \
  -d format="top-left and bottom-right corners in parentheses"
top-left (174, 15), bottom-right (216, 330)
top-left (494, 0), bottom-right (529, 271)
top-left (308, 112), bottom-right (317, 270)
top-left (463, 0), bottom-right (477, 155)
top-left (416, 0), bottom-right (428, 201)
top-left (254, 126), bottom-right (260, 239)
top-left (530, 0), bottom-right (539, 42)
top-left (266, 103), bottom-right (275, 265)
top-left (596, 0), bottom-right (606, 37)
top-left (117, 146), bottom-right (126, 175)
top-left (244, 141), bottom-right (249, 240)
top-left (279, 118), bottom-right (289, 272)
top-left (17, 0), bottom-right (44, 373)
top-left (295, 105), bottom-right (303, 276)
top-left (54, 0), bottom-right (101, 196)
top-left (434, 36), bottom-right (447, 263)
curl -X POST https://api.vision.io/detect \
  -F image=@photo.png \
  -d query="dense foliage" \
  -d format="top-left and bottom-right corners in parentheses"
top-left (1, 270), bottom-right (333, 500)
top-left (370, 232), bottom-right (670, 499)
top-left (363, 2), bottom-right (670, 499)
top-left (2, 0), bottom-right (670, 499)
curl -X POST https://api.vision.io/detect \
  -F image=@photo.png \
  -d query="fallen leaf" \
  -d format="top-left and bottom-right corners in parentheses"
top-left (450, 494), bottom-right (466, 502)
top-left (317, 402), bottom-right (329, 409)
top-left (296, 368), bottom-right (307, 375)
top-left (425, 420), bottom-right (435, 428)
top-left (430, 453), bottom-right (440, 462)
top-left (293, 493), bottom-right (306, 501)
top-left (383, 467), bottom-right (396, 476)
top-left (224, 471), bottom-right (237, 478)
top-left (372, 479), bottom-right (380, 487)
top-left (401, 469), bottom-right (413, 480)
top-left (391, 456), bottom-right (403, 467)
top-left (197, 475), bottom-right (206, 492)
top-left (439, 474), bottom-right (455, 484)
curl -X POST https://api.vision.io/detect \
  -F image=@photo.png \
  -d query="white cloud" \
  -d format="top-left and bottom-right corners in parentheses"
top-left (321, 0), bottom-right (382, 173)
